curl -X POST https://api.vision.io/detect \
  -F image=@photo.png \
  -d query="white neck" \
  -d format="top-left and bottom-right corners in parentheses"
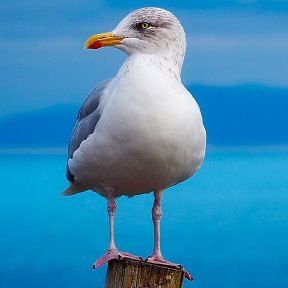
top-left (117, 53), bottom-right (183, 82)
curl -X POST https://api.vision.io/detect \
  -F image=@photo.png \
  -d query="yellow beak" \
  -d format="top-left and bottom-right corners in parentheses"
top-left (85, 32), bottom-right (125, 49)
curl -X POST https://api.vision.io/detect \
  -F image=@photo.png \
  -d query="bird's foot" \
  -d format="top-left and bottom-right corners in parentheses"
top-left (146, 255), bottom-right (193, 281)
top-left (93, 249), bottom-right (140, 269)
top-left (146, 254), bottom-right (179, 266)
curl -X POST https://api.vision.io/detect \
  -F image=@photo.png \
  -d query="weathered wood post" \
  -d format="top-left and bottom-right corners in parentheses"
top-left (105, 258), bottom-right (189, 288)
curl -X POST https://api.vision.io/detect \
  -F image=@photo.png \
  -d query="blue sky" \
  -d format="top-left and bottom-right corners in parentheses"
top-left (1, 0), bottom-right (288, 116)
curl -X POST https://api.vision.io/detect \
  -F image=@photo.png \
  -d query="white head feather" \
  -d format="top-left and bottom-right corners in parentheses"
top-left (112, 7), bottom-right (186, 71)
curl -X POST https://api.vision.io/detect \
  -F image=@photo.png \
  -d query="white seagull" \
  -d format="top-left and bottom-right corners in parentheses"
top-left (63, 7), bottom-right (206, 279)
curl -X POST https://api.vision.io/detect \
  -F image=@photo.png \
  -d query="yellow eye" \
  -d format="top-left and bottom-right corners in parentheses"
top-left (141, 22), bottom-right (150, 29)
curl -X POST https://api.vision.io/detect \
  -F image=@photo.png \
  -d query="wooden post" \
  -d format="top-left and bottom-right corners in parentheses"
top-left (105, 258), bottom-right (186, 288)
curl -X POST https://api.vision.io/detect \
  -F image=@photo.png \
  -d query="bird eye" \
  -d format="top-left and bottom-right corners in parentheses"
top-left (141, 22), bottom-right (150, 29)
top-left (136, 22), bottom-right (151, 30)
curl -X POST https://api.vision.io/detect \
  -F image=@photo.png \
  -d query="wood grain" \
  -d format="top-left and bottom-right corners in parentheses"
top-left (105, 258), bottom-right (185, 288)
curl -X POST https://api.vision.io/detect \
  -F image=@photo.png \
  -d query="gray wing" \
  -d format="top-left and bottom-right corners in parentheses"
top-left (66, 79), bottom-right (111, 182)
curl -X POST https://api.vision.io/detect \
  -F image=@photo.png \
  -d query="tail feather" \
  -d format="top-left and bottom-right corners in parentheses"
top-left (62, 183), bottom-right (88, 196)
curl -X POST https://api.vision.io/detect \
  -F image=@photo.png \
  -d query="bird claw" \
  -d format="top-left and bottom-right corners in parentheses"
top-left (184, 271), bottom-right (193, 281)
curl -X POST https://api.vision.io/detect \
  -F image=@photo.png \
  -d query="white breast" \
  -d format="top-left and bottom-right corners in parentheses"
top-left (69, 55), bottom-right (206, 197)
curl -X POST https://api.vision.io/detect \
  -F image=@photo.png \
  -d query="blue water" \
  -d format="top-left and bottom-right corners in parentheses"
top-left (1, 149), bottom-right (288, 287)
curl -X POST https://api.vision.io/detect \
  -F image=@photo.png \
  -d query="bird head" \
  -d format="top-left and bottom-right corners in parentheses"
top-left (85, 7), bottom-right (186, 60)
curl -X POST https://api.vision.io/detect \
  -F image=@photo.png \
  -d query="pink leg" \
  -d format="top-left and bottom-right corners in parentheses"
top-left (107, 195), bottom-right (117, 251)
top-left (147, 190), bottom-right (174, 263)
top-left (150, 190), bottom-right (164, 260)
top-left (146, 190), bottom-right (193, 280)
top-left (93, 196), bottom-right (140, 269)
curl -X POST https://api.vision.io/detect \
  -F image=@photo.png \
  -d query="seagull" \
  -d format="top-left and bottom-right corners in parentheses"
top-left (63, 7), bottom-right (206, 279)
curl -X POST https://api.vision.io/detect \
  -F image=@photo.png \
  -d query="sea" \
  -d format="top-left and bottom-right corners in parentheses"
top-left (0, 147), bottom-right (287, 288)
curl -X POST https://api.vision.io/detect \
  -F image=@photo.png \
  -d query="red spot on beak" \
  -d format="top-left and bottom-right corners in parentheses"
top-left (88, 42), bottom-right (103, 49)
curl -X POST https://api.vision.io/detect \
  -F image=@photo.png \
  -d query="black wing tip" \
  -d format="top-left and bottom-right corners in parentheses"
top-left (66, 166), bottom-right (75, 183)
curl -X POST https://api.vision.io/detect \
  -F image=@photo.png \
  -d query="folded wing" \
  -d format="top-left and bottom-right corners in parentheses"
top-left (66, 79), bottom-right (111, 182)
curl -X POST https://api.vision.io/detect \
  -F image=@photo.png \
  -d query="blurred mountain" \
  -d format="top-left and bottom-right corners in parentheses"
top-left (0, 105), bottom-right (78, 148)
top-left (0, 85), bottom-right (287, 148)
top-left (191, 85), bottom-right (287, 145)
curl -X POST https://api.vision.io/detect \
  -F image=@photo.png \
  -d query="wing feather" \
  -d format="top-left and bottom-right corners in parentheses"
top-left (66, 79), bottom-right (111, 182)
